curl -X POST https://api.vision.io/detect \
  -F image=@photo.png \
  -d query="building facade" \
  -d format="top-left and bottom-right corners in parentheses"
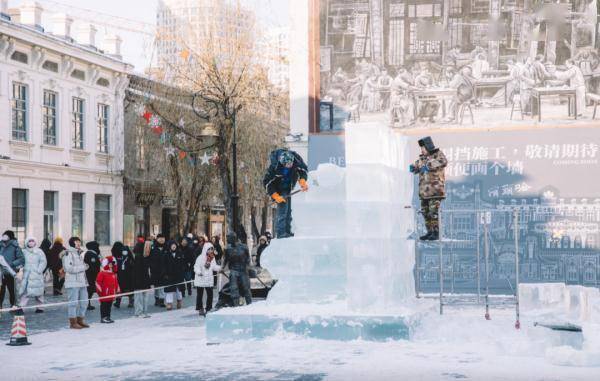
top-left (0, 3), bottom-right (130, 247)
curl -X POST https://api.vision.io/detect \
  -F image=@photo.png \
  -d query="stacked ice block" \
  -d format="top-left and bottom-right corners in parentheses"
top-left (207, 123), bottom-right (430, 342)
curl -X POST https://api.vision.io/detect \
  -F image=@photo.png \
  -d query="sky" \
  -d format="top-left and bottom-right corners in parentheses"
top-left (10, 0), bottom-right (289, 72)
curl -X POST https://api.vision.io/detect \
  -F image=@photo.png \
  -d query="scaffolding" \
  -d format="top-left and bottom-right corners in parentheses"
top-left (415, 208), bottom-right (521, 329)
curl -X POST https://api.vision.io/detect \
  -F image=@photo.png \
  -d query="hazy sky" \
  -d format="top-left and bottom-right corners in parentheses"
top-left (10, 0), bottom-right (289, 72)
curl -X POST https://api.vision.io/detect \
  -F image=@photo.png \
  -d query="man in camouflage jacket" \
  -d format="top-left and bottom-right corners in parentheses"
top-left (410, 136), bottom-right (448, 240)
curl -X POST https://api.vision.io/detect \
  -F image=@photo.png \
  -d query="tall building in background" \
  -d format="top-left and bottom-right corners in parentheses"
top-left (155, 0), bottom-right (255, 76)
top-left (261, 27), bottom-right (290, 90)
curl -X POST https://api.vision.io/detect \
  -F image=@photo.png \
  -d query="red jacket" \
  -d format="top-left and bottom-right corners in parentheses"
top-left (95, 270), bottom-right (120, 303)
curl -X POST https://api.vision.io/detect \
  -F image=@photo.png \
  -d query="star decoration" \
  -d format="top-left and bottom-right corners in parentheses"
top-left (176, 132), bottom-right (186, 143)
top-left (165, 146), bottom-right (176, 157)
top-left (200, 152), bottom-right (211, 165)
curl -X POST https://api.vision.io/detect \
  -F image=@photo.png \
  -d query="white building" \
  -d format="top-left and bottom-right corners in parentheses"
top-left (0, 2), bottom-right (131, 247)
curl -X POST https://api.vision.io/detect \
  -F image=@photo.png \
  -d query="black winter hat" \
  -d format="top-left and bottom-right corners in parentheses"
top-left (68, 237), bottom-right (81, 248)
top-left (3, 230), bottom-right (15, 240)
top-left (156, 233), bottom-right (165, 239)
top-left (418, 136), bottom-right (436, 153)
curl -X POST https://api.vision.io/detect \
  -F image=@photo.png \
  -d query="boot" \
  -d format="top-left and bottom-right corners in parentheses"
top-left (158, 298), bottom-right (166, 308)
top-left (154, 297), bottom-right (160, 306)
top-left (419, 230), bottom-right (432, 241)
top-left (176, 300), bottom-right (182, 309)
top-left (428, 229), bottom-right (439, 241)
top-left (166, 303), bottom-right (173, 311)
top-left (76, 317), bottom-right (90, 328)
top-left (87, 302), bottom-right (95, 311)
top-left (114, 298), bottom-right (121, 309)
top-left (127, 296), bottom-right (134, 308)
top-left (69, 318), bottom-right (83, 329)
top-left (199, 308), bottom-right (206, 317)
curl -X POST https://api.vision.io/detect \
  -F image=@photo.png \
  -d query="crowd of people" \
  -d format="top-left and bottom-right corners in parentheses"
top-left (324, 46), bottom-right (599, 126)
top-left (0, 229), bottom-right (271, 329)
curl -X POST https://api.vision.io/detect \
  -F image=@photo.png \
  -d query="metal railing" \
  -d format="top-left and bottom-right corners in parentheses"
top-left (415, 208), bottom-right (522, 329)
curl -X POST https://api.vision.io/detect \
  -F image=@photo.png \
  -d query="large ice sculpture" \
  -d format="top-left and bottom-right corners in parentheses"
top-left (207, 123), bottom-right (432, 342)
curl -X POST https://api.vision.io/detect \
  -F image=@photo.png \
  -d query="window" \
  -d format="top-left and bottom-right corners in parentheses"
top-left (71, 69), bottom-right (86, 81)
top-left (72, 97), bottom-right (85, 149)
top-left (11, 82), bottom-right (28, 141)
top-left (96, 78), bottom-right (110, 87)
top-left (94, 195), bottom-right (111, 245)
top-left (44, 191), bottom-right (57, 241)
top-left (12, 189), bottom-right (28, 243)
top-left (388, 18), bottom-right (404, 66)
top-left (97, 104), bottom-right (109, 153)
top-left (10, 51), bottom-right (28, 64)
top-left (43, 90), bottom-right (58, 145)
top-left (42, 60), bottom-right (59, 72)
top-left (72, 193), bottom-right (84, 238)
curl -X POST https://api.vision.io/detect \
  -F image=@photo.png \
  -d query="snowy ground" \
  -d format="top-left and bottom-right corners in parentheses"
top-left (2, 297), bottom-right (600, 381)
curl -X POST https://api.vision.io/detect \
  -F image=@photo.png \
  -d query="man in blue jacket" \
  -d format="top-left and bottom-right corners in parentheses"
top-left (263, 149), bottom-right (309, 239)
top-left (0, 230), bottom-right (25, 308)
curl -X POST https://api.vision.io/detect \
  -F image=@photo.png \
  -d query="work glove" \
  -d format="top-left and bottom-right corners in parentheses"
top-left (271, 193), bottom-right (286, 204)
top-left (299, 178), bottom-right (309, 192)
top-left (419, 165), bottom-right (430, 174)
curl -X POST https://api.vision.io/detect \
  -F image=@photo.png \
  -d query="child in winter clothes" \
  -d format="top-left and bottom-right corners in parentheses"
top-left (95, 256), bottom-right (120, 323)
top-left (193, 243), bottom-right (221, 316)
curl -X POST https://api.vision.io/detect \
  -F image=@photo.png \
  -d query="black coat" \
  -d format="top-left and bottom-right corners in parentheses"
top-left (148, 242), bottom-right (167, 287)
top-left (164, 249), bottom-right (186, 293)
top-left (133, 242), bottom-right (151, 290)
top-left (83, 248), bottom-right (101, 287)
top-left (182, 245), bottom-right (195, 272)
top-left (116, 249), bottom-right (135, 292)
top-left (263, 150), bottom-right (308, 195)
top-left (224, 243), bottom-right (250, 272)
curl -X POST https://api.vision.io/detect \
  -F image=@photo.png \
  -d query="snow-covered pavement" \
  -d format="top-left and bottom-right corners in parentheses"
top-left (2, 302), bottom-right (600, 381)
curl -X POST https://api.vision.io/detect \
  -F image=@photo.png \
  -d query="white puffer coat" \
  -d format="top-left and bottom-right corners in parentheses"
top-left (193, 243), bottom-right (221, 288)
top-left (19, 237), bottom-right (47, 298)
top-left (62, 246), bottom-right (88, 288)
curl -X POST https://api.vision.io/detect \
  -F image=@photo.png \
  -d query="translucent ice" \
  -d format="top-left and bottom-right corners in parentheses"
top-left (263, 123), bottom-right (416, 312)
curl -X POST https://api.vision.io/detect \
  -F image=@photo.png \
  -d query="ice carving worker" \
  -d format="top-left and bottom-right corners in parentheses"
top-left (410, 136), bottom-right (448, 241)
top-left (263, 148), bottom-right (309, 239)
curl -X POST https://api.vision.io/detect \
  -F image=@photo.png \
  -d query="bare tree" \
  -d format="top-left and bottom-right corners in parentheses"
top-left (152, 0), bottom-right (289, 238)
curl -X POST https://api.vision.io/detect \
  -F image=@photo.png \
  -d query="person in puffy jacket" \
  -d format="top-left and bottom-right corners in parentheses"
top-left (223, 233), bottom-right (252, 306)
top-left (84, 241), bottom-right (101, 311)
top-left (164, 240), bottom-right (186, 310)
top-left (18, 237), bottom-right (47, 313)
top-left (47, 237), bottom-right (66, 295)
top-left (409, 136), bottom-right (448, 241)
top-left (95, 255), bottom-right (119, 324)
top-left (181, 237), bottom-right (195, 297)
top-left (133, 236), bottom-right (152, 318)
top-left (62, 237), bottom-right (90, 329)
top-left (112, 242), bottom-right (135, 308)
top-left (193, 242), bottom-right (221, 316)
top-left (0, 230), bottom-right (25, 308)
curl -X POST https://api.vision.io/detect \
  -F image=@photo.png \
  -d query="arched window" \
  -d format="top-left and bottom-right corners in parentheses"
top-left (561, 235), bottom-right (571, 249)
top-left (574, 235), bottom-right (582, 249)
top-left (586, 235), bottom-right (596, 249)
